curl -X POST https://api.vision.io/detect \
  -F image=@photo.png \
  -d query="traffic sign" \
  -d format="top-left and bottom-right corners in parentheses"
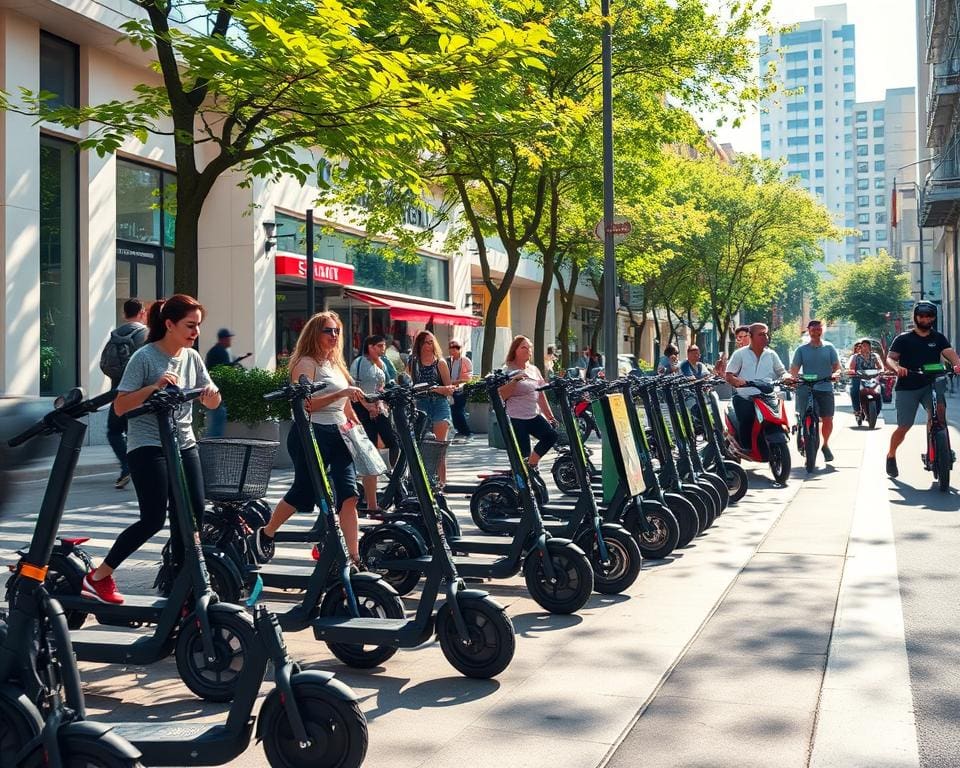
top-left (593, 215), bottom-right (632, 243)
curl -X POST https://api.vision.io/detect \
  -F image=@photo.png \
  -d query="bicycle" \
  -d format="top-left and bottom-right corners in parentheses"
top-left (788, 374), bottom-right (835, 473)
top-left (910, 363), bottom-right (955, 492)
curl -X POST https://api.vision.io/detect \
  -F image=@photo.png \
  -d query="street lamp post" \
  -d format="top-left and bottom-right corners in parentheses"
top-left (601, 0), bottom-right (617, 381)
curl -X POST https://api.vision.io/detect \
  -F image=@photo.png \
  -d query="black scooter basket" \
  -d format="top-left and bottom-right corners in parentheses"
top-left (198, 438), bottom-right (278, 501)
top-left (419, 438), bottom-right (451, 487)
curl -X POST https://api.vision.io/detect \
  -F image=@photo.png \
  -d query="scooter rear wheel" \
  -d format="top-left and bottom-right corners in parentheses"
top-left (436, 596), bottom-right (516, 679)
top-left (699, 471), bottom-right (730, 513)
top-left (469, 482), bottom-right (518, 535)
top-left (621, 499), bottom-right (679, 559)
top-left (523, 543), bottom-right (594, 614)
top-left (662, 493), bottom-right (699, 548)
top-left (0, 695), bottom-right (41, 762)
top-left (260, 681), bottom-right (368, 768)
top-left (320, 579), bottom-right (405, 668)
top-left (6, 551), bottom-right (88, 630)
top-left (175, 609), bottom-right (255, 702)
top-left (575, 526), bottom-right (642, 594)
top-left (934, 430), bottom-right (952, 492)
top-left (682, 484), bottom-right (716, 531)
top-left (359, 525), bottom-right (425, 597)
top-left (20, 735), bottom-right (145, 767)
top-left (721, 460), bottom-right (749, 504)
top-left (552, 454), bottom-right (580, 496)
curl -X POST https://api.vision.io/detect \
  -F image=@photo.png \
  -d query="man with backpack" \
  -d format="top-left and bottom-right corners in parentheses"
top-left (100, 299), bottom-right (148, 488)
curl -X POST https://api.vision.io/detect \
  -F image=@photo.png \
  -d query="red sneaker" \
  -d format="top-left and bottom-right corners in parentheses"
top-left (82, 571), bottom-right (125, 604)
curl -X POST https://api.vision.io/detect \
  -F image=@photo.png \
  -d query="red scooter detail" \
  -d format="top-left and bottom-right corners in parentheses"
top-left (723, 382), bottom-right (792, 485)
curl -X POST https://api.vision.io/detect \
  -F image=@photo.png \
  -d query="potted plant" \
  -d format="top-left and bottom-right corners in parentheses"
top-left (463, 376), bottom-right (490, 435)
top-left (208, 366), bottom-right (293, 467)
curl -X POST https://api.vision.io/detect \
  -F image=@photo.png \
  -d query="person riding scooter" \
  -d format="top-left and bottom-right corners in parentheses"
top-left (724, 323), bottom-right (787, 448)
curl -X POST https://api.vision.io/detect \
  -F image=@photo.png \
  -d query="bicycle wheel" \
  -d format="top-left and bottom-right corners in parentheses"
top-left (804, 414), bottom-right (819, 473)
top-left (934, 429), bottom-right (952, 492)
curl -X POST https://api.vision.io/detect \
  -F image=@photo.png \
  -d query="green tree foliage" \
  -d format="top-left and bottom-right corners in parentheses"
top-left (6, 0), bottom-right (549, 295)
top-left (817, 252), bottom-right (911, 339)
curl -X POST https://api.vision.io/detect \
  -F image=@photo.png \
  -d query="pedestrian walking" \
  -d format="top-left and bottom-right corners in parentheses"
top-left (100, 298), bottom-right (148, 489)
top-left (83, 295), bottom-right (221, 604)
top-left (447, 338), bottom-right (473, 438)
top-left (350, 335), bottom-right (400, 512)
top-left (253, 311), bottom-right (366, 565)
top-left (407, 330), bottom-right (456, 485)
top-left (204, 328), bottom-right (235, 437)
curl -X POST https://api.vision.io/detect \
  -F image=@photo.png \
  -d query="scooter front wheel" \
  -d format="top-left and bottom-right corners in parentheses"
top-left (0, 695), bottom-right (41, 762)
top-left (359, 525), bottom-right (425, 596)
top-left (320, 579), bottom-right (405, 668)
top-left (260, 681), bottom-right (368, 768)
top-left (469, 481), bottom-right (518, 534)
top-left (722, 460), bottom-right (749, 504)
top-left (575, 527), bottom-right (642, 594)
top-left (552, 454), bottom-right (580, 496)
top-left (175, 609), bottom-right (255, 702)
top-left (867, 400), bottom-right (879, 430)
top-left (621, 499), bottom-right (680, 559)
top-left (523, 542), bottom-right (594, 614)
top-left (769, 442), bottom-right (791, 485)
top-left (436, 596), bottom-right (516, 679)
top-left (20, 734), bottom-right (145, 767)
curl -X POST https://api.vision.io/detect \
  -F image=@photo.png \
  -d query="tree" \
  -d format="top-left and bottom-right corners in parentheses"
top-left (817, 252), bottom-right (911, 338)
top-left (7, 0), bottom-right (548, 295)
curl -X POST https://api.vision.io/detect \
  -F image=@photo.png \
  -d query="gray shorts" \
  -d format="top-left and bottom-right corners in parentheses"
top-left (795, 387), bottom-right (835, 419)
top-left (894, 380), bottom-right (946, 427)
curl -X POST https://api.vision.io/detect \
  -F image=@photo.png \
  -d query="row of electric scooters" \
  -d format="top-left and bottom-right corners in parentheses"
top-left (0, 367), bottom-right (757, 766)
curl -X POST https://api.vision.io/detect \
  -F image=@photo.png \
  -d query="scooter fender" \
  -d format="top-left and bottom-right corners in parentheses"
top-left (764, 429), bottom-right (789, 445)
top-left (544, 537), bottom-right (582, 554)
top-left (456, 587), bottom-right (493, 602)
top-left (56, 720), bottom-right (143, 761)
top-left (364, 521), bottom-right (428, 556)
top-left (341, 570), bottom-right (399, 596)
top-left (0, 683), bottom-right (43, 735)
top-left (600, 522), bottom-right (628, 539)
top-left (205, 599), bottom-right (248, 618)
top-left (201, 544), bottom-right (245, 584)
top-left (255, 671), bottom-right (358, 743)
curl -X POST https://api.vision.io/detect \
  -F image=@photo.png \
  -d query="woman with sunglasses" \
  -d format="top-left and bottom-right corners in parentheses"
top-left (406, 330), bottom-right (456, 484)
top-left (254, 312), bottom-right (366, 565)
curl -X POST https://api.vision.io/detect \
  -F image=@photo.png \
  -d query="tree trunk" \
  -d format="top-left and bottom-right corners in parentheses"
top-left (533, 257), bottom-right (553, 377)
top-left (173, 201), bottom-right (200, 297)
top-left (480, 287), bottom-right (508, 375)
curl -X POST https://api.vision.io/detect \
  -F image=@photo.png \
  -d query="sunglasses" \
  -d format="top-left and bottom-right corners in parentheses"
top-left (449, 345), bottom-right (460, 349)
top-left (916, 312), bottom-right (935, 318)
top-left (321, 327), bottom-right (341, 336)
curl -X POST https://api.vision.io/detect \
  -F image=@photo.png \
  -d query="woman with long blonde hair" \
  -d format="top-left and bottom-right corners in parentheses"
top-left (254, 311), bottom-right (366, 565)
top-left (499, 335), bottom-right (558, 468)
top-left (406, 330), bottom-right (455, 484)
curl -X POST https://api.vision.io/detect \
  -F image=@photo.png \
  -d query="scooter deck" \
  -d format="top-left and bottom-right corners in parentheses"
top-left (312, 616), bottom-right (418, 644)
top-left (58, 592), bottom-right (167, 624)
top-left (448, 536), bottom-right (513, 555)
top-left (111, 721), bottom-right (252, 764)
top-left (71, 628), bottom-right (169, 663)
top-left (258, 563), bottom-right (317, 590)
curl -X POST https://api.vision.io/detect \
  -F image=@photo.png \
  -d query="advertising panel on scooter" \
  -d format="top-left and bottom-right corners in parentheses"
top-left (601, 392), bottom-right (647, 497)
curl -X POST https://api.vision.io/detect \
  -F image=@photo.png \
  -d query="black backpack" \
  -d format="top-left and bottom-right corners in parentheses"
top-left (100, 326), bottom-right (144, 383)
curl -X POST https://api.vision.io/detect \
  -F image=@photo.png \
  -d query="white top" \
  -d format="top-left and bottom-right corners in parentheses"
top-left (726, 346), bottom-right (786, 398)
top-left (503, 363), bottom-right (546, 420)
top-left (305, 358), bottom-right (349, 426)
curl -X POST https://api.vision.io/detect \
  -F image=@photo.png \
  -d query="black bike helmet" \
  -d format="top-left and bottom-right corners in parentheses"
top-left (913, 301), bottom-right (937, 323)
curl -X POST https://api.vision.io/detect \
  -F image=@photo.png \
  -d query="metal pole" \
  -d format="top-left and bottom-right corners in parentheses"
top-left (601, 0), bottom-right (617, 381)
top-left (916, 186), bottom-right (925, 300)
top-left (306, 209), bottom-right (315, 317)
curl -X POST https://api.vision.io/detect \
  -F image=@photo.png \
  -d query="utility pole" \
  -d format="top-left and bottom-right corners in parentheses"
top-left (601, 0), bottom-right (617, 381)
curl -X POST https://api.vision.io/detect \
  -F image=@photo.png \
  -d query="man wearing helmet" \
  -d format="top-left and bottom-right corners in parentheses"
top-left (884, 301), bottom-right (960, 477)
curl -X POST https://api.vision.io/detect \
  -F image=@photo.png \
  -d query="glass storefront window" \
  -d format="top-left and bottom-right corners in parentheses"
top-left (39, 136), bottom-right (79, 395)
top-left (39, 32), bottom-right (78, 109)
top-left (274, 211), bottom-right (449, 301)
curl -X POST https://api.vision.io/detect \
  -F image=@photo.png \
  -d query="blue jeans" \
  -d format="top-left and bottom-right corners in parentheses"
top-left (451, 390), bottom-right (471, 435)
top-left (206, 404), bottom-right (227, 438)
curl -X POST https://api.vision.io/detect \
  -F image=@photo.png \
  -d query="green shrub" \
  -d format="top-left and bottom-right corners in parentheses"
top-left (209, 365), bottom-right (291, 425)
top-left (463, 376), bottom-right (489, 403)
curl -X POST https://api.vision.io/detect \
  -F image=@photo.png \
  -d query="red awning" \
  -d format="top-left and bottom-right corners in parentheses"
top-left (344, 287), bottom-right (481, 327)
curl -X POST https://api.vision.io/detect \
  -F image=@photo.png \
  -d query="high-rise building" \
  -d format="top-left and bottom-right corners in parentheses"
top-left (760, 4), bottom-right (858, 270)
top-left (917, 0), bottom-right (960, 344)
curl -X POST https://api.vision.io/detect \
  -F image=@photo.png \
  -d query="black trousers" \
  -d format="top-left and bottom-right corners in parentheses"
top-left (732, 396), bottom-right (755, 449)
top-left (105, 445), bottom-right (205, 570)
top-left (510, 414), bottom-right (558, 459)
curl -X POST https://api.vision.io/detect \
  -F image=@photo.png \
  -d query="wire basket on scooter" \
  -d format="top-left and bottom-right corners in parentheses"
top-left (197, 438), bottom-right (278, 501)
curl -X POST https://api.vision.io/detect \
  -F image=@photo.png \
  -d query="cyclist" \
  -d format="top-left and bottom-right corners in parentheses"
top-left (788, 319), bottom-right (841, 462)
top-left (884, 301), bottom-right (960, 478)
top-left (724, 323), bottom-right (787, 449)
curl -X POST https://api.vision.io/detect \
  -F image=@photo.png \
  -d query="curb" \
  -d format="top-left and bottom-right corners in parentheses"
top-left (10, 462), bottom-right (117, 484)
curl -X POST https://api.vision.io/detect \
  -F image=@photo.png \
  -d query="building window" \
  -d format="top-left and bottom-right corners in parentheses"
top-left (857, 162), bottom-right (868, 173)
top-left (856, 145), bottom-right (868, 157)
top-left (857, 213), bottom-right (870, 225)
top-left (875, 194), bottom-right (885, 206)
top-left (761, 123), bottom-right (771, 133)
top-left (843, 116), bottom-right (852, 126)
top-left (814, 48), bottom-right (823, 58)
top-left (781, 29), bottom-right (823, 45)
top-left (874, 160), bottom-right (885, 171)
top-left (857, 195), bottom-right (869, 206)
top-left (843, 65), bottom-right (855, 76)
top-left (761, 140), bottom-right (771, 152)
top-left (786, 67), bottom-right (809, 79)
top-left (876, 230), bottom-right (887, 241)
top-left (860, 231), bottom-right (870, 241)
top-left (815, 117), bottom-right (824, 126)
top-left (814, 100), bottom-right (823, 109)
top-left (874, 143), bottom-right (884, 155)
top-left (815, 169), bottom-right (824, 178)
top-left (844, 150), bottom-right (853, 159)
top-left (873, 107), bottom-right (884, 120)
top-left (815, 186), bottom-right (825, 195)
top-left (813, 66), bottom-right (823, 76)
top-left (814, 83), bottom-right (823, 93)
top-left (786, 102), bottom-right (810, 112)
top-left (815, 134), bottom-right (824, 144)
top-left (39, 135), bottom-right (79, 395)
top-left (843, 81), bottom-right (855, 92)
top-left (843, 48), bottom-right (855, 59)
top-left (855, 111), bottom-right (867, 123)
top-left (39, 32), bottom-right (79, 109)
top-left (856, 178), bottom-right (869, 190)
top-left (845, 184), bottom-right (854, 195)
top-left (815, 152), bottom-right (824, 161)
top-left (786, 119), bottom-right (809, 129)
top-left (856, 127), bottom-right (868, 139)
top-left (874, 177), bottom-right (885, 189)
top-left (873, 126), bottom-right (885, 138)
top-left (116, 160), bottom-right (177, 319)
top-left (787, 136), bottom-right (809, 146)
top-left (876, 212), bottom-right (887, 224)
top-left (786, 153), bottom-right (808, 164)
top-left (788, 170), bottom-right (810, 180)
top-left (785, 50), bottom-right (808, 62)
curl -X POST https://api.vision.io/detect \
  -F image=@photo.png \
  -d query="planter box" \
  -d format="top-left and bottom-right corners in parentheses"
top-left (465, 402), bottom-right (490, 434)
top-left (222, 421), bottom-right (293, 469)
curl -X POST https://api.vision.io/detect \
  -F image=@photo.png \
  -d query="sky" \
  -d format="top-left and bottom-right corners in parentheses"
top-left (704, 0), bottom-right (920, 154)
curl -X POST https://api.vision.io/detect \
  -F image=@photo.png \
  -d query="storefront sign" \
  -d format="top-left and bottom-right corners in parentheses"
top-left (275, 253), bottom-right (355, 286)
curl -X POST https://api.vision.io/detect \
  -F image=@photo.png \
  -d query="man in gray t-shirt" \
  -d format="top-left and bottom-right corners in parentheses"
top-left (117, 343), bottom-right (212, 452)
top-left (788, 320), bottom-right (841, 462)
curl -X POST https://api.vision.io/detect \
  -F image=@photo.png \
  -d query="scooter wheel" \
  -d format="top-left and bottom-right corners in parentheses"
top-left (260, 681), bottom-right (368, 768)
top-left (551, 455), bottom-right (580, 496)
top-left (722, 460), bottom-right (749, 504)
top-left (6, 551), bottom-right (88, 630)
top-left (700, 471), bottom-right (730, 513)
top-left (867, 401), bottom-right (879, 430)
top-left (523, 542), bottom-right (594, 614)
top-left (769, 442), bottom-right (791, 485)
top-left (575, 526), bottom-right (642, 594)
top-left (359, 526), bottom-right (425, 596)
top-left (206, 553), bottom-right (244, 604)
top-left (621, 499), bottom-right (680, 559)
top-left (320, 579), bottom-right (405, 668)
top-left (0, 695), bottom-right (41, 761)
top-left (436, 596), bottom-right (516, 679)
top-left (469, 482), bottom-right (518, 535)
top-left (662, 493), bottom-right (700, 549)
top-left (175, 609), bottom-right (255, 702)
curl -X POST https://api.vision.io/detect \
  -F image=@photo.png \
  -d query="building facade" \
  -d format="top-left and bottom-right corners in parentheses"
top-left (760, 3), bottom-right (858, 270)
top-left (917, 0), bottom-right (960, 345)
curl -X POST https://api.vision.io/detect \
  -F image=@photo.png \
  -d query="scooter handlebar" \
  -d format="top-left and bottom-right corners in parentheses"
top-left (8, 389), bottom-right (117, 447)
top-left (127, 386), bottom-right (205, 419)
top-left (263, 375), bottom-right (329, 402)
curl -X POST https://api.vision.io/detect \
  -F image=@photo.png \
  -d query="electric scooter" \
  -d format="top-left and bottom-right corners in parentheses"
top-left (0, 388), bottom-right (144, 767)
top-left (9, 388), bottom-right (254, 702)
top-left (688, 378), bottom-right (749, 503)
top-left (2, 388), bottom-right (369, 767)
top-left (723, 380), bottom-right (792, 485)
top-left (461, 375), bottom-right (643, 594)
top-left (246, 376), bottom-right (515, 678)
top-left (851, 368), bottom-right (888, 429)
top-left (361, 371), bottom-right (595, 614)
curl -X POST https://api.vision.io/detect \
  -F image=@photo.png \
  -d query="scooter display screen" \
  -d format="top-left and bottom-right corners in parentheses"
top-left (601, 392), bottom-right (647, 497)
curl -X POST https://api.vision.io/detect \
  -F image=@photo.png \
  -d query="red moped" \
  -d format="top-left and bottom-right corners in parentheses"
top-left (723, 381), bottom-right (792, 485)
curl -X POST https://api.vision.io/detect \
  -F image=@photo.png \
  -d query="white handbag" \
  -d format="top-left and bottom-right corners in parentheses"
top-left (340, 421), bottom-right (388, 477)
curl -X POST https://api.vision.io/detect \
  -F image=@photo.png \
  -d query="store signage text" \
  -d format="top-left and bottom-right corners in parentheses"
top-left (275, 253), bottom-right (355, 286)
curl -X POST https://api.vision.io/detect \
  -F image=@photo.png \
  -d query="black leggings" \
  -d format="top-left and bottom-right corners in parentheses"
top-left (355, 406), bottom-right (399, 467)
top-left (104, 445), bottom-right (205, 570)
top-left (510, 414), bottom-right (558, 460)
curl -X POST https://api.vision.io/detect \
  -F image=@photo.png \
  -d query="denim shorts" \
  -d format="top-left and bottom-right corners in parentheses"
top-left (418, 395), bottom-right (452, 426)
top-left (283, 422), bottom-right (358, 513)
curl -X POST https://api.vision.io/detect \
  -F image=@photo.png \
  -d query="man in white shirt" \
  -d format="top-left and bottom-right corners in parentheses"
top-left (447, 339), bottom-right (474, 438)
top-left (724, 323), bottom-right (787, 448)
